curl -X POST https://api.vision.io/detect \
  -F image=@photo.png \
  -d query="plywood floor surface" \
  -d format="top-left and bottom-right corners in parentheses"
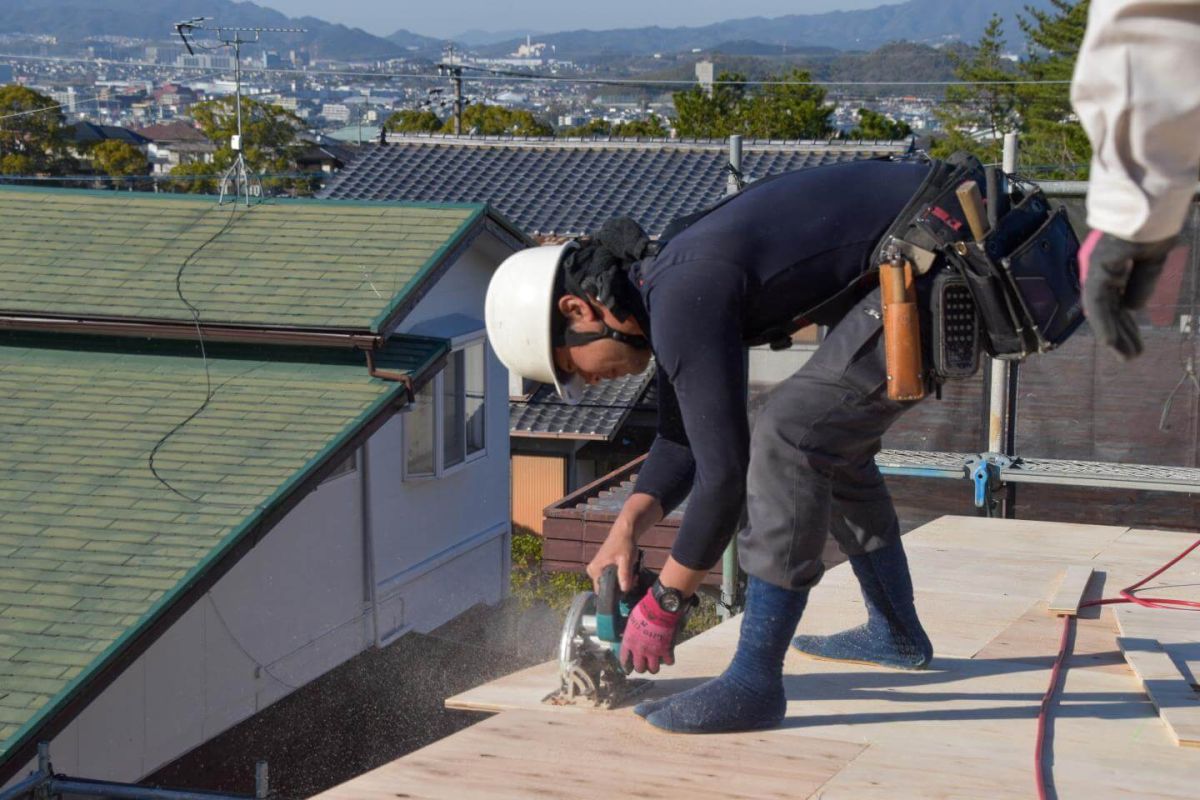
top-left (313, 516), bottom-right (1200, 800)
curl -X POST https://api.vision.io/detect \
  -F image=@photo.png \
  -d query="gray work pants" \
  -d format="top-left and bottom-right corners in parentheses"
top-left (738, 287), bottom-right (924, 590)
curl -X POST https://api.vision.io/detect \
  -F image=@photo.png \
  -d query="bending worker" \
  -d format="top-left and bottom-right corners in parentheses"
top-left (1072, 0), bottom-right (1200, 360)
top-left (487, 157), bottom-right (962, 734)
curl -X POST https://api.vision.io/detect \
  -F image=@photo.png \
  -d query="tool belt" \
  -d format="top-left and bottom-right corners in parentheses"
top-left (872, 152), bottom-right (1085, 383)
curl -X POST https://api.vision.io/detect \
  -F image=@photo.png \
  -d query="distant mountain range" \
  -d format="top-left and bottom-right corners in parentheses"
top-left (474, 0), bottom-right (1056, 57)
top-left (0, 0), bottom-right (1056, 61)
top-left (0, 0), bottom-right (442, 60)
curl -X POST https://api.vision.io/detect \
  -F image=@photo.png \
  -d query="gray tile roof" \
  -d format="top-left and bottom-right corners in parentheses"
top-left (510, 363), bottom-right (655, 440)
top-left (576, 476), bottom-right (689, 521)
top-left (319, 134), bottom-right (912, 236)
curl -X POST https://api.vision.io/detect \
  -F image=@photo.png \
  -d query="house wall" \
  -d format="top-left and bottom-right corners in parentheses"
top-left (512, 454), bottom-right (566, 534)
top-left (3, 238), bottom-right (513, 788)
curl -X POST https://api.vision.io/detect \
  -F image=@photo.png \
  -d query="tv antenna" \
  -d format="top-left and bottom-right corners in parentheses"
top-left (173, 18), bottom-right (306, 205)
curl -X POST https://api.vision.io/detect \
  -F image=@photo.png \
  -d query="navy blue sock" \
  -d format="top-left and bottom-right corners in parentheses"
top-left (791, 539), bottom-right (932, 669)
top-left (634, 577), bottom-right (808, 733)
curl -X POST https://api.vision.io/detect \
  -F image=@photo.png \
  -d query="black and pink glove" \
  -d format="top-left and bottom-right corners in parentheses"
top-left (620, 592), bottom-right (685, 674)
top-left (1080, 229), bottom-right (1177, 360)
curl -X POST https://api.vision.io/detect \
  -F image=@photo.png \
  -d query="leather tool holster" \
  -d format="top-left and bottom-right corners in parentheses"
top-left (881, 255), bottom-right (926, 401)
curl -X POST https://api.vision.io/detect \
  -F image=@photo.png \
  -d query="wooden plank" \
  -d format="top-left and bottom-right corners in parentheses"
top-left (1117, 637), bottom-right (1200, 748)
top-left (312, 709), bottom-right (866, 800)
top-left (1048, 566), bottom-right (1094, 615)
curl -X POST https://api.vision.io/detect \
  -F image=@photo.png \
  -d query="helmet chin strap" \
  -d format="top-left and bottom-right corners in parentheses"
top-left (561, 324), bottom-right (650, 350)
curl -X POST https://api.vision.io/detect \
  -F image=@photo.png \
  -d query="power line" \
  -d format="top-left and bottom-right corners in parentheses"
top-left (0, 53), bottom-right (1074, 88)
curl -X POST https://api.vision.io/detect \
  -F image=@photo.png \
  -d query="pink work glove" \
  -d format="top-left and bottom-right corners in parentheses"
top-left (620, 592), bottom-right (685, 674)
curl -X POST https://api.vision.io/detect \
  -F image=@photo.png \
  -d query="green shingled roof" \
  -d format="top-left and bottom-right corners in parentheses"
top-left (0, 187), bottom-right (506, 332)
top-left (0, 332), bottom-right (448, 763)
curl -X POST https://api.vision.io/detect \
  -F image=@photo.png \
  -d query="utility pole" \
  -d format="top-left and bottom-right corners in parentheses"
top-left (174, 17), bottom-right (305, 206)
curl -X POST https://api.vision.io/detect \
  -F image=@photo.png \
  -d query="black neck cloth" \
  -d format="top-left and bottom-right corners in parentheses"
top-left (556, 216), bottom-right (652, 349)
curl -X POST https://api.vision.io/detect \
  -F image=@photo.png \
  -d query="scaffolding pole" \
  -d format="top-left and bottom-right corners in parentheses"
top-left (721, 134), bottom-right (744, 619)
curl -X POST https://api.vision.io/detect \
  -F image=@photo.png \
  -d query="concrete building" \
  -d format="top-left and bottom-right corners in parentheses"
top-left (0, 188), bottom-right (528, 789)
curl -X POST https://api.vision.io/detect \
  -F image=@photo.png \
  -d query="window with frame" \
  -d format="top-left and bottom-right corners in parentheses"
top-left (405, 334), bottom-right (487, 478)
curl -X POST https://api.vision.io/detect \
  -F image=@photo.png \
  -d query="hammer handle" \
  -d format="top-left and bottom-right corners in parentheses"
top-left (955, 180), bottom-right (990, 244)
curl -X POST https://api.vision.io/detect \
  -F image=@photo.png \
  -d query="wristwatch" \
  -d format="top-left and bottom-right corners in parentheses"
top-left (651, 578), bottom-right (693, 614)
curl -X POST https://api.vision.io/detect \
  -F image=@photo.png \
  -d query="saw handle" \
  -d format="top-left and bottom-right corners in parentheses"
top-left (595, 559), bottom-right (656, 644)
top-left (596, 565), bottom-right (621, 630)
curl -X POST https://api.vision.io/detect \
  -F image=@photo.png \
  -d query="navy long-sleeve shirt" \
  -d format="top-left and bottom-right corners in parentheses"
top-left (626, 158), bottom-right (932, 570)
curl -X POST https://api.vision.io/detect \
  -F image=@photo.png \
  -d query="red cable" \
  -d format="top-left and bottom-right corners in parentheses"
top-left (1035, 613), bottom-right (1073, 800)
top-left (1033, 534), bottom-right (1200, 800)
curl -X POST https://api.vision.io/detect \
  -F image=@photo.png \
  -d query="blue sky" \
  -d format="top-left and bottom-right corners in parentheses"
top-left (259, 0), bottom-right (900, 39)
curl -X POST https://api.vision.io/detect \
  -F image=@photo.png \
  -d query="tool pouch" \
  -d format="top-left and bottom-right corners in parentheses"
top-left (944, 188), bottom-right (1084, 359)
top-left (881, 259), bottom-right (926, 401)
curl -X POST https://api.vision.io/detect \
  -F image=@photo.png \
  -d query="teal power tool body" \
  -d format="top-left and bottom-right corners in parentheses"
top-left (551, 562), bottom-right (655, 707)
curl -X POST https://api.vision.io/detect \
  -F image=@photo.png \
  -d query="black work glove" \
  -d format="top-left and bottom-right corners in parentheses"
top-left (1081, 229), bottom-right (1177, 360)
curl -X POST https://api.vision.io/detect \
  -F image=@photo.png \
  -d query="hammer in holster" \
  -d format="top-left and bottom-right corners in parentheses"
top-left (880, 251), bottom-right (926, 402)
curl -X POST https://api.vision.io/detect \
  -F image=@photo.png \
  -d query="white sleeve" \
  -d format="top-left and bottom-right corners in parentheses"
top-left (1070, 0), bottom-right (1200, 242)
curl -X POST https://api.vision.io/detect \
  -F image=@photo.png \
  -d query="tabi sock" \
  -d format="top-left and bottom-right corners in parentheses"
top-left (791, 538), bottom-right (932, 669)
top-left (634, 576), bottom-right (808, 734)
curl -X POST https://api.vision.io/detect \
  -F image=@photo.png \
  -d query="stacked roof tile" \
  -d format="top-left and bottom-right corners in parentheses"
top-left (320, 134), bottom-right (912, 236)
top-left (510, 363), bottom-right (655, 440)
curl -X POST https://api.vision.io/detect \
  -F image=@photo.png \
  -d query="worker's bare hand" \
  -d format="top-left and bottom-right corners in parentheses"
top-left (587, 526), bottom-right (637, 592)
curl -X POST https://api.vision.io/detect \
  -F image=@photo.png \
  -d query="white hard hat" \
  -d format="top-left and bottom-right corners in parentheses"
top-left (485, 242), bottom-right (585, 405)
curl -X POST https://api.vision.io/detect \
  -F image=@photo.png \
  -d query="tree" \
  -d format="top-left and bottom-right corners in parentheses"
top-left (560, 115), bottom-right (669, 138)
top-left (673, 71), bottom-right (749, 138)
top-left (171, 96), bottom-right (311, 195)
top-left (384, 109), bottom-right (442, 133)
top-left (0, 85), bottom-right (75, 175)
top-left (1016, 0), bottom-right (1091, 177)
top-left (448, 104), bottom-right (553, 136)
top-left (90, 140), bottom-right (148, 187)
top-left (931, 3), bottom-right (1092, 178)
top-left (741, 69), bottom-right (834, 139)
top-left (932, 14), bottom-right (1019, 163)
top-left (613, 115), bottom-right (669, 138)
top-left (673, 69), bottom-right (833, 139)
top-left (849, 108), bottom-right (913, 140)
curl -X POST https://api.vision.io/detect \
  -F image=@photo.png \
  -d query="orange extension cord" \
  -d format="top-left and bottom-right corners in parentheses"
top-left (1035, 536), bottom-right (1200, 800)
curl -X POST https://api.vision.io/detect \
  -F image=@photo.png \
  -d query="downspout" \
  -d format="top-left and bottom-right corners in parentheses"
top-left (365, 349), bottom-right (415, 402)
top-left (361, 348), bottom-right (411, 649)
top-left (360, 443), bottom-right (383, 649)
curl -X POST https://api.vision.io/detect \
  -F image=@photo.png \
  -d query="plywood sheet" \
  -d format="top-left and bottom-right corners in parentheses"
top-left (356, 518), bottom-right (1200, 800)
top-left (1117, 637), bottom-right (1200, 748)
top-left (974, 601), bottom-right (1128, 676)
top-left (312, 709), bottom-right (866, 800)
top-left (903, 515), bottom-right (1128, 558)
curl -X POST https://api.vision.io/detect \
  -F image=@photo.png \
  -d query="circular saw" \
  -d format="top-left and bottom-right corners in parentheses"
top-left (549, 562), bottom-right (655, 708)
